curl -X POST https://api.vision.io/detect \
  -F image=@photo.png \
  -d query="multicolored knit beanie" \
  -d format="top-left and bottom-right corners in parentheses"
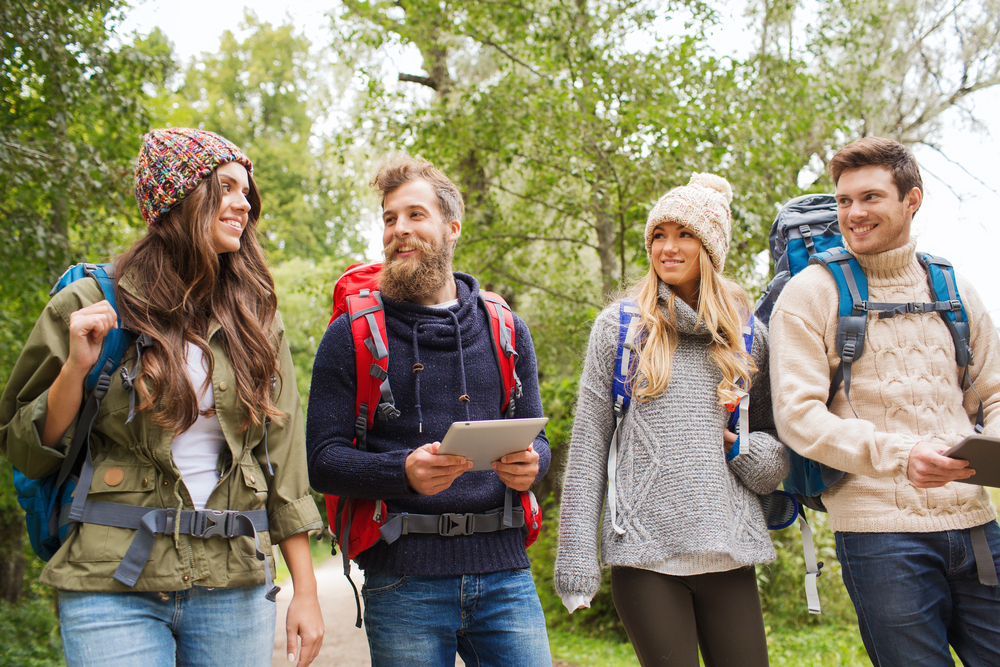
top-left (644, 172), bottom-right (734, 272)
top-left (134, 127), bottom-right (253, 226)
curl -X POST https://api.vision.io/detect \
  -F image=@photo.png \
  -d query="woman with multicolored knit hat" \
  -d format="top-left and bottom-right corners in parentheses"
top-left (0, 128), bottom-right (324, 666)
top-left (554, 173), bottom-right (788, 666)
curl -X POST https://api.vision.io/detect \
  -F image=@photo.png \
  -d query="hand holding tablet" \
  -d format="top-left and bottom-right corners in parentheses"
top-left (944, 435), bottom-right (1000, 488)
top-left (437, 417), bottom-right (549, 471)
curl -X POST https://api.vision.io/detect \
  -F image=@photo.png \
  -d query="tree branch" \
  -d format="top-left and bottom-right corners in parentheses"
top-left (466, 233), bottom-right (598, 249)
top-left (481, 260), bottom-right (601, 307)
top-left (398, 73), bottom-right (437, 89)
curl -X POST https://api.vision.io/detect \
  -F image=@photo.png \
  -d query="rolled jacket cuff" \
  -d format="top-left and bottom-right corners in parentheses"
top-left (268, 495), bottom-right (323, 544)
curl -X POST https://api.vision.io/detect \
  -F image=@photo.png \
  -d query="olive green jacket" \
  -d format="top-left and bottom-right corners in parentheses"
top-left (0, 277), bottom-right (322, 592)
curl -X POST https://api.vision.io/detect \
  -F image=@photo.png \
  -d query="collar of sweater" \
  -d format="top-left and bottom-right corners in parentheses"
top-left (656, 280), bottom-right (712, 337)
top-left (846, 239), bottom-right (925, 286)
top-left (381, 272), bottom-right (488, 348)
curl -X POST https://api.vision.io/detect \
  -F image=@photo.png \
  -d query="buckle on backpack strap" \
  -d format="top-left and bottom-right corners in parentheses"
top-left (190, 510), bottom-right (234, 539)
top-left (438, 513), bottom-right (474, 536)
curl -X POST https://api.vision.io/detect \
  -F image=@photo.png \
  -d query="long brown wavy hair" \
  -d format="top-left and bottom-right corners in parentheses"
top-left (115, 167), bottom-right (284, 434)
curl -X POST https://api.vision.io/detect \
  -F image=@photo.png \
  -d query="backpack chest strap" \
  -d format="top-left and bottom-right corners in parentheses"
top-left (379, 506), bottom-right (526, 543)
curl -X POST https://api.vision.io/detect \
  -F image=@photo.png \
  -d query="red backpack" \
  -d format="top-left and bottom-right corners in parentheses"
top-left (324, 262), bottom-right (542, 625)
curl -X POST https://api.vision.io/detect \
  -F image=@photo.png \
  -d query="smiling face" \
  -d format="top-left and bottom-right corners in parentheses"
top-left (211, 161), bottom-right (252, 255)
top-left (835, 165), bottom-right (922, 255)
top-left (649, 220), bottom-right (703, 306)
top-left (379, 178), bottom-right (461, 304)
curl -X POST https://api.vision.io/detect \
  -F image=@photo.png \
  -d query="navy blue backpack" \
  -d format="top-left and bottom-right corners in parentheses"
top-left (755, 195), bottom-right (983, 511)
top-left (13, 263), bottom-right (135, 561)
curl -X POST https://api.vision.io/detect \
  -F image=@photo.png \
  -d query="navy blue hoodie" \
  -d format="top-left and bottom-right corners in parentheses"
top-left (306, 272), bottom-right (550, 575)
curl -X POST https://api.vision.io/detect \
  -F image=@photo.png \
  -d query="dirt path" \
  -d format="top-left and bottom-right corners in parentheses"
top-left (271, 557), bottom-right (464, 667)
top-left (270, 558), bottom-right (576, 667)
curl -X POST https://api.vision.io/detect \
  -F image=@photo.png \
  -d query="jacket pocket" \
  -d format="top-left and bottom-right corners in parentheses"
top-left (66, 462), bottom-right (159, 563)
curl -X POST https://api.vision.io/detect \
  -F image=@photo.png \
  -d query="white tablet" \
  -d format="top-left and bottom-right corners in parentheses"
top-left (437, 418), bottom-right (549, 471)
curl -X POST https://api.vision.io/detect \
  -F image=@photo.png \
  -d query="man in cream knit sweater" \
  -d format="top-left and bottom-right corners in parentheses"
top-left (770, 137), bottom-right (1000, 666)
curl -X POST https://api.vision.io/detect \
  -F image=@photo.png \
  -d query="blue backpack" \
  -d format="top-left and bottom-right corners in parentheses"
top-left (12, 263), bottom-right (281, 599)
top-left (13, 263), bottom-right (135, 561)
top-left (755, 195), bottom-right (983, 511)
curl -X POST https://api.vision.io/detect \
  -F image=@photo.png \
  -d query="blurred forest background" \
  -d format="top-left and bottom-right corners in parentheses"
top-left (3, 0), bottom-right (1000, 664)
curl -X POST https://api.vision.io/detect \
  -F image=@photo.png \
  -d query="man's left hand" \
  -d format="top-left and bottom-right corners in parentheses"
top-left (492, 443), bottom-right (539, 491)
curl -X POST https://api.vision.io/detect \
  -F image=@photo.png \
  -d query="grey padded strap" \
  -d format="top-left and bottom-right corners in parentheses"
top-left (379, 506), bottom-right (526, 544)
top-left (971, 524), bottom-right (999, 587)
top-left (798, 514), bottom-right (822, 614)
top-left (70, 501), bottom-right (274, 599)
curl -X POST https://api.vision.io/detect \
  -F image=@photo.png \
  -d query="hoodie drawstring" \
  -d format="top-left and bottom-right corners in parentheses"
top-left (448, 310), bottom-right (472, 422)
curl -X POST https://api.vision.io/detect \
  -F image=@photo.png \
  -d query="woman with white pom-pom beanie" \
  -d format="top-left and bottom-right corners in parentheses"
top-left (554, 173), bottom-right (788, 666)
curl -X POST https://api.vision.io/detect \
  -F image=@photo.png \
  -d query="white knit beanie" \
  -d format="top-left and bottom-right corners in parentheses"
top-left (644, 173), bottom-right (734, 272)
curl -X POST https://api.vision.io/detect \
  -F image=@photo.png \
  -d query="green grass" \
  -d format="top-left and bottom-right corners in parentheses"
top-left (548, 623), bottom-right (873, 667)
top-left (549, 628), bottom-right (640, 667)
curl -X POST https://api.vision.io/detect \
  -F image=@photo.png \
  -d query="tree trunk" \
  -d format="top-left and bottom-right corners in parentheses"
top-left (0, 506), bottom-right (25, 604)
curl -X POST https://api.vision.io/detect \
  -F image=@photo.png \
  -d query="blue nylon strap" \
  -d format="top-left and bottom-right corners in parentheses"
top-left (810, 249), bottom-right (868, 317)
top-left (613, 301), bottom-right (638, 414)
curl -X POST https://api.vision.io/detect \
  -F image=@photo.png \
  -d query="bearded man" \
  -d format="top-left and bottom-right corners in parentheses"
top-left (306, 155), bottom-right (553, 666)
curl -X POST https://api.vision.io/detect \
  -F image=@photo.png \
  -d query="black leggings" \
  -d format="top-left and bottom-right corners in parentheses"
top-left (611, 565), bottom-right (769, 667)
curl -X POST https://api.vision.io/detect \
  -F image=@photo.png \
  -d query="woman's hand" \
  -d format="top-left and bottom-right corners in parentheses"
top-left (278, 532), bottom-right (324, 665)
top-left (42, 301), bottom-right (118, 448)
top-left (66, 300), bottom-right (118, 375)
top-left (285, 589), bottom-right (324, 665)
top-left (723, 429), bottom-right (737, 454)
top-left (493, 443), bottom-right (540, 491)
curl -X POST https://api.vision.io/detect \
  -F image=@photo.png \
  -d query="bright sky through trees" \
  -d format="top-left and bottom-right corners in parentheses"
top-left (120, 0), bottom-right (1000, 319)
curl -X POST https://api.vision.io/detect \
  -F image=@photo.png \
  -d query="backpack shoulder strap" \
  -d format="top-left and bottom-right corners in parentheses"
top-left (614, 299), bottom-right (644, 418)
top-left (607, 299), bottom-right (643, 537)
top-left (809, 248), bottom-right (868, 414)
top-left (916, 253), bottom-right (973, 367)
top-left (479, 291), bottom-right (522, 418)
top-left (347, 289), bottom-right (399, 450)
top-left (916, 253), bottom-right (984, 432)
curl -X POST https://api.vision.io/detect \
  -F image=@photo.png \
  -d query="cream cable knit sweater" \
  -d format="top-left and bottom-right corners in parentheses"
top-left (770, 239), bottom-right (1000, 533)
top-left (555, 282), bottom-right (788, 603)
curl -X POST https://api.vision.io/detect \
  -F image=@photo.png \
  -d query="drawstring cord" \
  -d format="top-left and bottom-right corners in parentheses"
top-left (448, 310), bottom-right (472, 421)
top-left (411, 323), bottom-right (424, 433)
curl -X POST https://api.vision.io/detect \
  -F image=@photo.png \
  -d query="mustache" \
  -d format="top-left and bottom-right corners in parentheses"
top-left (384, 235), bottom-right (434, 259)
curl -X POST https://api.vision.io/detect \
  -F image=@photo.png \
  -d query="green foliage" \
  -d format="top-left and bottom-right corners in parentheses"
top-left (0, 594), bottom-right (64, 667)
top-left (271, 257), bottom-right (354, 403)
top-left (333, 0), bottom-right (846, 377)
top-left (169, 12), bottom-right (367, 265)
top-left (758, 510), bottom-right (860, 630)
top-left (531, 512), bottom-right (630, 643)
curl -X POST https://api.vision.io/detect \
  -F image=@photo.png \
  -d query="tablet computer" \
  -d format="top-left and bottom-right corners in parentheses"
top-left (437, 417), bottom-right (549, 471)
top-left (944, 434), bottom-right (1000, 488)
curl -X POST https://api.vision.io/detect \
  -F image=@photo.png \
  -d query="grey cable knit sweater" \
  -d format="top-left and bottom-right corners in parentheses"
top-left (555, 282), bottom-right (789, 602)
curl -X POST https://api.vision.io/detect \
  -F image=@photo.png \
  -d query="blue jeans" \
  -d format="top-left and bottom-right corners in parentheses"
top-left (59, 585), bottom-right (276, 667)
top-left (362, 567), bottom-right (552, 667)
top-left (836, 522), bottom-right (1000, 667)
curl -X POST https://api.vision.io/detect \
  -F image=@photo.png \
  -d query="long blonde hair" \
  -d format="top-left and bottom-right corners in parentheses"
top-left (628, 245), bottom-right (756, 407)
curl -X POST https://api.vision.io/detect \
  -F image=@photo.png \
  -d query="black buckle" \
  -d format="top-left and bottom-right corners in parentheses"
top-left (191, 510), bottom-right (234, 539)
top-left (438, 513), bottom-right (474, 537)
top-left (950, 300), bottom-right (962, 312)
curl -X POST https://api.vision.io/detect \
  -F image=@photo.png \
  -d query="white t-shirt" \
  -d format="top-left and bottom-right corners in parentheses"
top-left (171, 343), bottom-right (226, 510)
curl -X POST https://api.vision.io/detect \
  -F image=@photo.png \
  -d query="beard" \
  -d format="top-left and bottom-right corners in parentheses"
top-left (379, 229), bottom-right (455, 303)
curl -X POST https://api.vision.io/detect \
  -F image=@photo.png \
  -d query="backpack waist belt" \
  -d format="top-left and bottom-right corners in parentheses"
top-left (380, 507), bottom-right (526, 544)
top-left (67, 501), bottom-right (276, 599)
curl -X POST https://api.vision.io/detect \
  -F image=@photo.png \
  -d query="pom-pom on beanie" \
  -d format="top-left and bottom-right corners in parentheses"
top-left (134, 127), bottom-right (253, 226)
top-left (644, 173), bottom-right (734, 272)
